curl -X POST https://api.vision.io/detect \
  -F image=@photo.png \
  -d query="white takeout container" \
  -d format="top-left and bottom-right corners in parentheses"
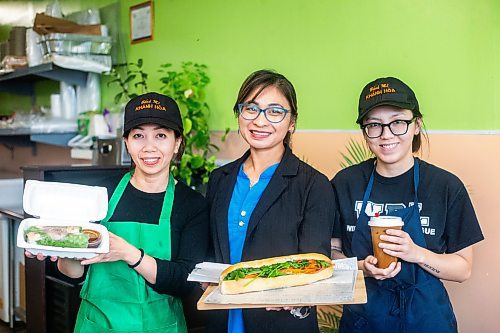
top-left (17, 180), bottom-right (110, 259)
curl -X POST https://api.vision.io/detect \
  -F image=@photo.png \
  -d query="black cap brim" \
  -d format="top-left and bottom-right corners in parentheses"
top-left (356, 101), bottom-right (418, 124)
top-left (124, 117), bottom-right (183, 135)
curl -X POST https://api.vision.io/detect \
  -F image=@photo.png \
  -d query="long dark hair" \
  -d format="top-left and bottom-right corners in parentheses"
top-left (233, 69), bottom-right (298, 145)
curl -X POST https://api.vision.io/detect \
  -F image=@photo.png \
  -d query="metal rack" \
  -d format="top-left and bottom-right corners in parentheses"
top-left (0, 129), bottom-right (76, 149)
top-left (0, 63), bottom-right (88, 95)
top-left (0, 63), bottom-right (86, 148)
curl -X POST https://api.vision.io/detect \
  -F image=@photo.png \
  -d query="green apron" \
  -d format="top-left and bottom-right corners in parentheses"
top-left (74, 172), bottom-right (187, 333)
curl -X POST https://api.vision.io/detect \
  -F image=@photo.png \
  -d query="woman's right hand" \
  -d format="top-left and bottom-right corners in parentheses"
top-left (361, 255), bottom-right (401, 280)
top-left (200, 282), bottom-right (217, 291)
top-left (25, 250), bottom-right (58, 262)
top-left (25, 251), bottom-right (84, 278)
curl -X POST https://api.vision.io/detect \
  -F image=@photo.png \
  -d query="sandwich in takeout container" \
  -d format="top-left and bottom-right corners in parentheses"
top-left (17, 180), bottom-right (110, 259)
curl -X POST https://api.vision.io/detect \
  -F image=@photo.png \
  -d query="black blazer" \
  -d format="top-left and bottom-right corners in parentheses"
top-left (206, 145), bottom-right (335, 333)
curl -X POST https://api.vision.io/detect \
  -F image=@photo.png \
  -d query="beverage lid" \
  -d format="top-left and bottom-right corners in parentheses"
top-left (368, 215), bottom-right (404, 227)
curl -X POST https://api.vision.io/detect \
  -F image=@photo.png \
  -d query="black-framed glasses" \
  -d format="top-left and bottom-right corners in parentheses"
top-left (361, 118), bottom-right (416, 138)
top-left (237, 103), bottom-right (289, 123)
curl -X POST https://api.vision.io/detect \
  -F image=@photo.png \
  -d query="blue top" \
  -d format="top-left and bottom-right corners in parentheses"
top-left (227, 162), bottom-right (279, 333)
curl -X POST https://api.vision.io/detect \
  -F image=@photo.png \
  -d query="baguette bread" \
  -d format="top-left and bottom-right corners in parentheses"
top-left (220, 253), bottom-right (334, 295)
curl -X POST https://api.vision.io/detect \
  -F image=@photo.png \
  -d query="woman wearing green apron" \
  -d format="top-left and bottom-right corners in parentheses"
top-left (32, 92), bottom-right (209, 332)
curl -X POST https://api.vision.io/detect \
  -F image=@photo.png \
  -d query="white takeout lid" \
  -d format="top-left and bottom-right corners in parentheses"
top-left (23, 180), bottom-right (108, 223)
top-left (368, 216), bottom-right (404, 227)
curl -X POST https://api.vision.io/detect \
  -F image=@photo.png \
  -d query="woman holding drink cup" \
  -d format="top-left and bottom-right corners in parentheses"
top-left (330, 77), bottom-right (483, 333)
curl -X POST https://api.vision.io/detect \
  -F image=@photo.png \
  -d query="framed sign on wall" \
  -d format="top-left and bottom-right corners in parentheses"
top-left (130, 1), bottom-right (153, 44)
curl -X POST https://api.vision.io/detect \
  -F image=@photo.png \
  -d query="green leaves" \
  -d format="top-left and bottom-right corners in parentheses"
top-left (159, 62), bottom-right (220, 188)
top-left (108, 60), bottom-right (228, 189)
top-left (340, 138), bottom-right (373, 169)
top-left (190, 155), bottom-right (205, 169)
top-left (317, 308), bottom-right (341, 333)
top-left (114, 92), bottom-right (124, 105)
top-left (183, 118), bottom-right (192, 135)
top-left (223, 259), bottom-right (331, 281)
top-left (107, 59), bottom-right (149, 105)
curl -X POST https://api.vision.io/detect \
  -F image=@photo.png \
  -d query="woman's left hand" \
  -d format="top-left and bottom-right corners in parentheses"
top-left (378, 229), bottom-right (424, 264)
top-left (81, 232), bottom-right (138, 266)
top-left (266, 307), bottom-right (311, 319)
top-left (266, 306), bottom-right (295, 311)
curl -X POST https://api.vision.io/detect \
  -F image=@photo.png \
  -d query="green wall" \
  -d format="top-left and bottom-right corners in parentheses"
top-left (1, 0), bottom-right (498, 130)
top-left (115, 0), bottom-right (499, 131)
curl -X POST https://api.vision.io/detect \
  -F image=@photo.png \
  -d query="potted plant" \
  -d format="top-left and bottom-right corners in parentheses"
top-left (107, 60), bottom-right (226, 189)
top-left (107, 59), bottom-right (149, 104)
top-left (158, 62), bottom-right (228, 188)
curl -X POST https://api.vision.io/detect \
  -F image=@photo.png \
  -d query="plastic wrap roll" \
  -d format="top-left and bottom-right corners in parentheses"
top-left (60, 81), bottom-right (76, 120)
top-left (50, 94), bottom-right (62, 118)
top-left (76, 73), bottom-right (100, 114)
top-left (26, 28), bottom-right (43, 67)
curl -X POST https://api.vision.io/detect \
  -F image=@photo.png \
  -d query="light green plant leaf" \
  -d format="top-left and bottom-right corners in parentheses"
top-left (184, 118), bottom-right (193, 135)
top-left (340, 138), bottom-right (372, 169)
top-left (317, 307), bottom-right (341, 333)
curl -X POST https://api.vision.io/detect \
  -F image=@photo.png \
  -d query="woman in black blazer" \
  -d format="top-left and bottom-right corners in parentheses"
top-left (206, 70), bottom-right (335, 333)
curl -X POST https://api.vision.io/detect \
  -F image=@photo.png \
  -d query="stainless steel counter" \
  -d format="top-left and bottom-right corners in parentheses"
top-left (0, 176), bottom-right (24, 329)
top-left (0, 207), bottom-right (24, 329)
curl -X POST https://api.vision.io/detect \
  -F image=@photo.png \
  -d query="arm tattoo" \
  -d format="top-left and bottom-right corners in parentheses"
top-left (423, 263), bottom-right (441, 274)
top-left (330, 245), bottom-right (343, 253)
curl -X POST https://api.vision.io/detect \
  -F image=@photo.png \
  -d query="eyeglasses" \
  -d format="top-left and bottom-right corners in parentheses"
top-left (361, 118), bottom-right (416, 138)
top-left (237, 103), bottom-right (289, 123)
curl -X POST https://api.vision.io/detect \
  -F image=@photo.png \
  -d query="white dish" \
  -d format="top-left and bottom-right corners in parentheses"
top-left (17, 219), bottom-right (109, 259)
top-left (16, 180), bottom-right (109, 259)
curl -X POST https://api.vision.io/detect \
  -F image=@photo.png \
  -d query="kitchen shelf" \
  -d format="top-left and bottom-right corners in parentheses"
top-left (0, 128), bottom-right (77, 148)
top-left (0, 63), bottom-right (88, 95)
top-left (0, 63), bottom-right (90, 149)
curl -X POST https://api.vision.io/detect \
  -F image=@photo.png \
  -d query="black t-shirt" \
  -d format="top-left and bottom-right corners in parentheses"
top-left (108, 183), bottom-right (166, 224)
top-left (101, 175), bottom-right (209, 297)
top-left (331, 158), bottom-right (484, 258)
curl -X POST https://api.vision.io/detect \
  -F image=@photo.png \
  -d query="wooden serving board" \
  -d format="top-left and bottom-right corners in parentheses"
top-left (197, 270), bottom-right (367, 310)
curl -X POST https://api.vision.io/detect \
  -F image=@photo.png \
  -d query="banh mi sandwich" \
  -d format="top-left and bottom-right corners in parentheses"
top-left (220, 253), bottom-right (334, 295)
top-left (25, 226), bottom-right (101, 249)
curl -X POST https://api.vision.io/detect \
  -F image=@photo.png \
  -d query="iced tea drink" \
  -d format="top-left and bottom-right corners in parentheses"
top-left (368, 216), bottom-right (404, 269)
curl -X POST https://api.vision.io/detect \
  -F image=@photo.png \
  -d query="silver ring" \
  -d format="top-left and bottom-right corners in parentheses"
top-left (290, 307), bottom-right (310, 319)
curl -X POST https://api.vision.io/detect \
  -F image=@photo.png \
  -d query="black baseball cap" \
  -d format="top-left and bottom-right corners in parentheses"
top-left (357, 77), bottom-right (419, 124)
top-left (123, 92), bottom-right (183, 134)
